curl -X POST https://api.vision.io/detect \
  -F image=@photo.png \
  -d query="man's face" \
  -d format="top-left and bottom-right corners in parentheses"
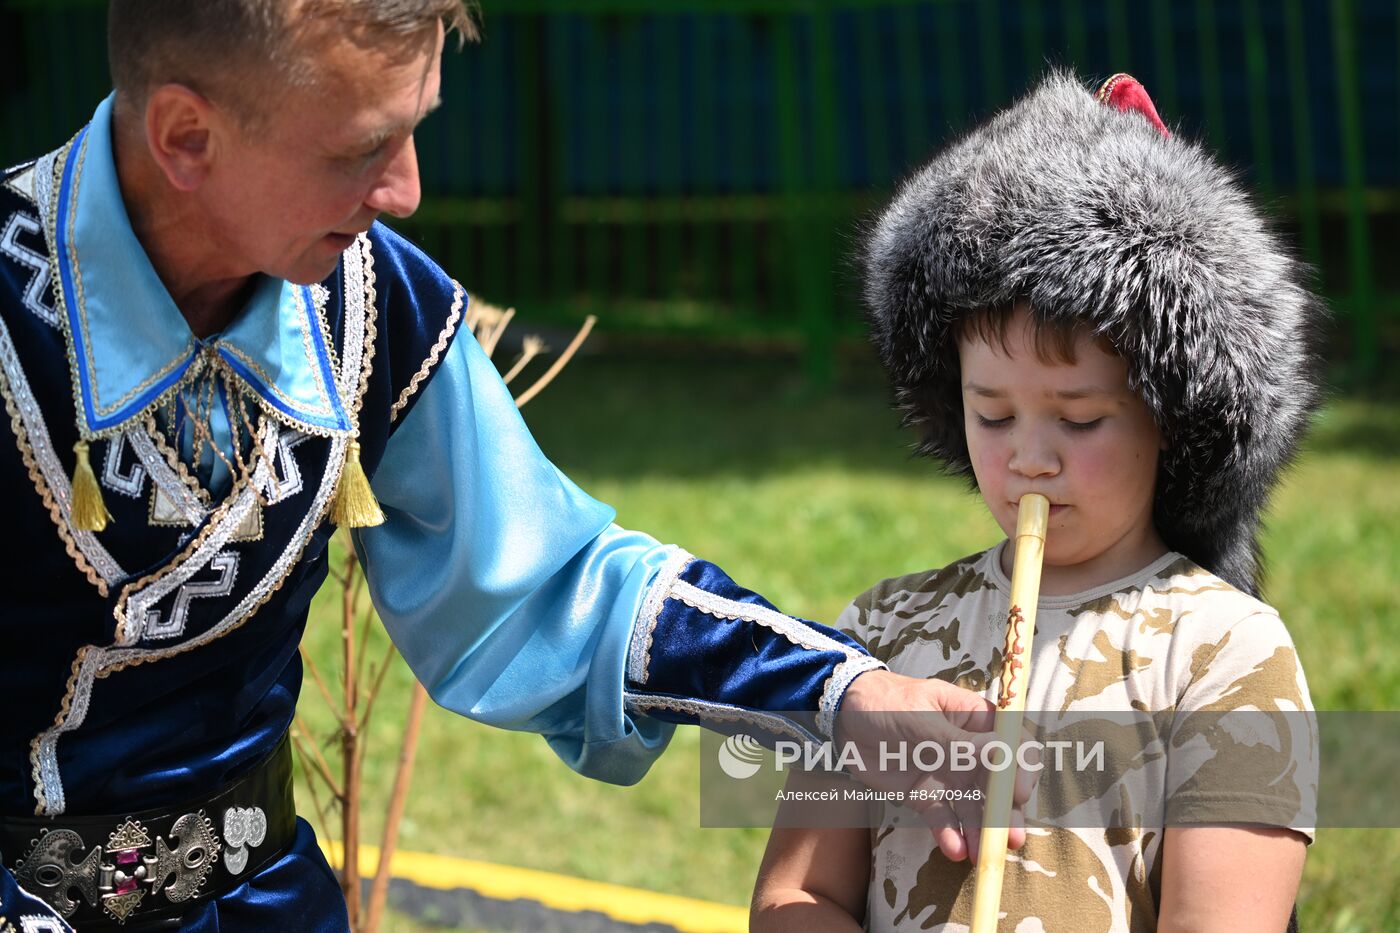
top-left (198, 23), bottom-right (444, 285)
top-left (957, 304), bottom-right (1165, 581)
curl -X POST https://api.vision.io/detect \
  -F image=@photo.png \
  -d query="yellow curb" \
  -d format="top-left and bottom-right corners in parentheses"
top-left (320, 841), bottom-right (747, 933)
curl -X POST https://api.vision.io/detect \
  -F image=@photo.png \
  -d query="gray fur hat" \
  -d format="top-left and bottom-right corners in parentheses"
top-left (862, 72), bottom-right (1327, 595)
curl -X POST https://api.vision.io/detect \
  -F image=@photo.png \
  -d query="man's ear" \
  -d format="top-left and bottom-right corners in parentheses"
top-left (144, 84), bottom-right (220, 193)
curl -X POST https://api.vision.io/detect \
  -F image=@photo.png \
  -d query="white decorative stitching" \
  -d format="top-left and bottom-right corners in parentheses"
top-left (626, 548), bottom-right (694, 686)
top-left (668, 579), bottom-right (881, 739)
top-left (33, 722), bottom-right (67, 814)
top-left (0, 301), bottom-right (124, 587)
top-left (266, 431), bottom-right (309, 504)
top-left (100, 433), bottom-right (146, 498)
top-left (0, 212), bottom-right (58, 327)
top-left (670, 579), bottom-right (851, 654)
top-left (141, 551), bottom-right (240, 640)
top-left (624, 693), bottom-right (820, 746)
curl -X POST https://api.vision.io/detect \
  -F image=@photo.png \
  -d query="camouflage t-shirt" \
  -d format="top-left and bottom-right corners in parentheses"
top-left (836, 543), bottom-right (1315, 933)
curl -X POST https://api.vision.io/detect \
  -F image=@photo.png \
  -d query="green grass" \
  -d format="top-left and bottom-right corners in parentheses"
top-left (295, 351), bottom-right (1400, 931)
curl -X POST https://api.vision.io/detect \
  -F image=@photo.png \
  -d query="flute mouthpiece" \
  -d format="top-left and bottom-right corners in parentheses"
top-left (1016, 493), bottom-right (1050, 540)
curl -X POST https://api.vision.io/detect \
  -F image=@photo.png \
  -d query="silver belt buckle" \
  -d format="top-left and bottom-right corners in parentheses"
top-left (15, 812), bottom-right (223, 924)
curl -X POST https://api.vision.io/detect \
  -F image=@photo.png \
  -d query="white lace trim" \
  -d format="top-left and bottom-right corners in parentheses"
top-left (626, 548), bottom-right (693, 686)
top-left (624, 693), bottom-right (819, 746)
top-left (818, 655), bottom-right (886, 739)
top-left (31, 152), bottom-right (56, 231)
top-left (669, 579), bottom-right (882, 738)
top-left (340, 238), bottom-right (369, 401)
top-left (0, 297), bottom-right (124, 587)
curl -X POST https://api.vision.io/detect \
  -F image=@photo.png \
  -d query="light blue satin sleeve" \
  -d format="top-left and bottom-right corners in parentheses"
top-left (352, 332), bottom-right (676, 785)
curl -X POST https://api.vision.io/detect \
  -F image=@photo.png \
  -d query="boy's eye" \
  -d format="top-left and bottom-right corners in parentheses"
top-left (1063, 418), bottom-right (1104, 431)
top-left (975, 414), bottom-right (1012, 429)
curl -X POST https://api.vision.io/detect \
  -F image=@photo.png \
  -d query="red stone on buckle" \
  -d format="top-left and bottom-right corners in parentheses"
top-left (102, 819), bottom-right (154, 923)
top-left (111, 847), bottom-right (142, 895)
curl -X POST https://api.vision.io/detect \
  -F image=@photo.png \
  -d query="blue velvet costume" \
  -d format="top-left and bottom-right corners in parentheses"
top-left (0, 98), bottom-right (884, 931)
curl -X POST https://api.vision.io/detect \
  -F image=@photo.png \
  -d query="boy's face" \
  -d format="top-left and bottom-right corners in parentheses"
top-left (958, 305), bottom-right (1166, 585)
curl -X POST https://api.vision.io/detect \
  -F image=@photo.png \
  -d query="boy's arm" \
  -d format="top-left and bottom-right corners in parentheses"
top-left (1157, 607), bottom-right (1313, 931)
top-left (751, 771), bottom-right (871, 933)
top-left (1157, 826), bottom-right (1306, 933)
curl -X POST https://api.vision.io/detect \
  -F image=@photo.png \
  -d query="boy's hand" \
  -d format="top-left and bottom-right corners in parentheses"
top-left (836, 670), bottom-right (1037, 862)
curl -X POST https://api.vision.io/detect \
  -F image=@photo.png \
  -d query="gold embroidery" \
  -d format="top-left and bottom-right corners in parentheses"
top-left (389, 279), bottom-right (465, 423)
top-left (112, 438), bottom-right (263, 644)
top-left (310, 280), bottom-right (343, 385)
top-left (29, 646), bottom-right (86, 814)
top-left (28, 428), bottom-right (335, 813)
top-left (50, 137), bottom-right (349, 440)
top-left (28, 228), bottom-right (376, 816)
top-left (1, 151), bottom-right (119, 595)
top-left (354, 234), bottom-right (378, 421)
top-left (231, 499), bottom-right (265, 543)
top-left (217, 345), bottom-right (339, 422)
top-left (44, 134), bottom-right (192, 436)
top-left (0, 340), bottom-right (109, 596)
top-left (110, 447), bottom-right (341, 664)
top-left (143, 413), bottom-right (210, 506)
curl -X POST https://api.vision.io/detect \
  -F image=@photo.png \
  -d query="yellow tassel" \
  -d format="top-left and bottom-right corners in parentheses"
top-left (70, 440), bottom-right (113, 532)
top-left (331, 441), bottom-right (384, 528)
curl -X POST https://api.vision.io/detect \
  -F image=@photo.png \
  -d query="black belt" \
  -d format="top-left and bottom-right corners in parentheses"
top-left (0, 734), bottom-right (296, 929)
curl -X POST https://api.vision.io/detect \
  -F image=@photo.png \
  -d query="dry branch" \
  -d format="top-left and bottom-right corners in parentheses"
top-left (296, 300), bottom-right (593, 932)
top-left (514, 316), bottom-right (597, 408)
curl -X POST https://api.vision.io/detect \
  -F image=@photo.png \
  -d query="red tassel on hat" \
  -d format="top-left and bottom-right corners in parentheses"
top-left (1096, 73), bottom-right (1170, 137)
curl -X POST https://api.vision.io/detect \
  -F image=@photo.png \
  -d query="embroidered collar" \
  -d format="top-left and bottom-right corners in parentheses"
top-left (51, 95), bottom-right (352, 439)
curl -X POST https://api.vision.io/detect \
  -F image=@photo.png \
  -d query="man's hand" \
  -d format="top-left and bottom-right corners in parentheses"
top-left (836, 670), bottom-right (1036, 863)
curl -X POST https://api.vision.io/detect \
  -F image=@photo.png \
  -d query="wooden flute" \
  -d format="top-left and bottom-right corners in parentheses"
top-left (970, 492), bottom-right (1050, 932)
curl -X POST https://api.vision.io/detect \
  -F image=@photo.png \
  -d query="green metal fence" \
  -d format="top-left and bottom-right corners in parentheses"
top-left (2, 0), bottom-right (1396, 384)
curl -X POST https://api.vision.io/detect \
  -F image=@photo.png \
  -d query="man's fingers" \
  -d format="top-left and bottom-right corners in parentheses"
top-left (922, 802), bottom-right (968, 862)
top-left (906, 773), bottom-right (968, 861)
top-left (1007, 806), bottom-right (1027, 851)
top-left (952, 795), bottom-right (984, 865)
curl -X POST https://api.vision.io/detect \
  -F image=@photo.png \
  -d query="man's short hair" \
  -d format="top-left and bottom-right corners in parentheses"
top-left (107, 0), bottom-right (479, 124)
